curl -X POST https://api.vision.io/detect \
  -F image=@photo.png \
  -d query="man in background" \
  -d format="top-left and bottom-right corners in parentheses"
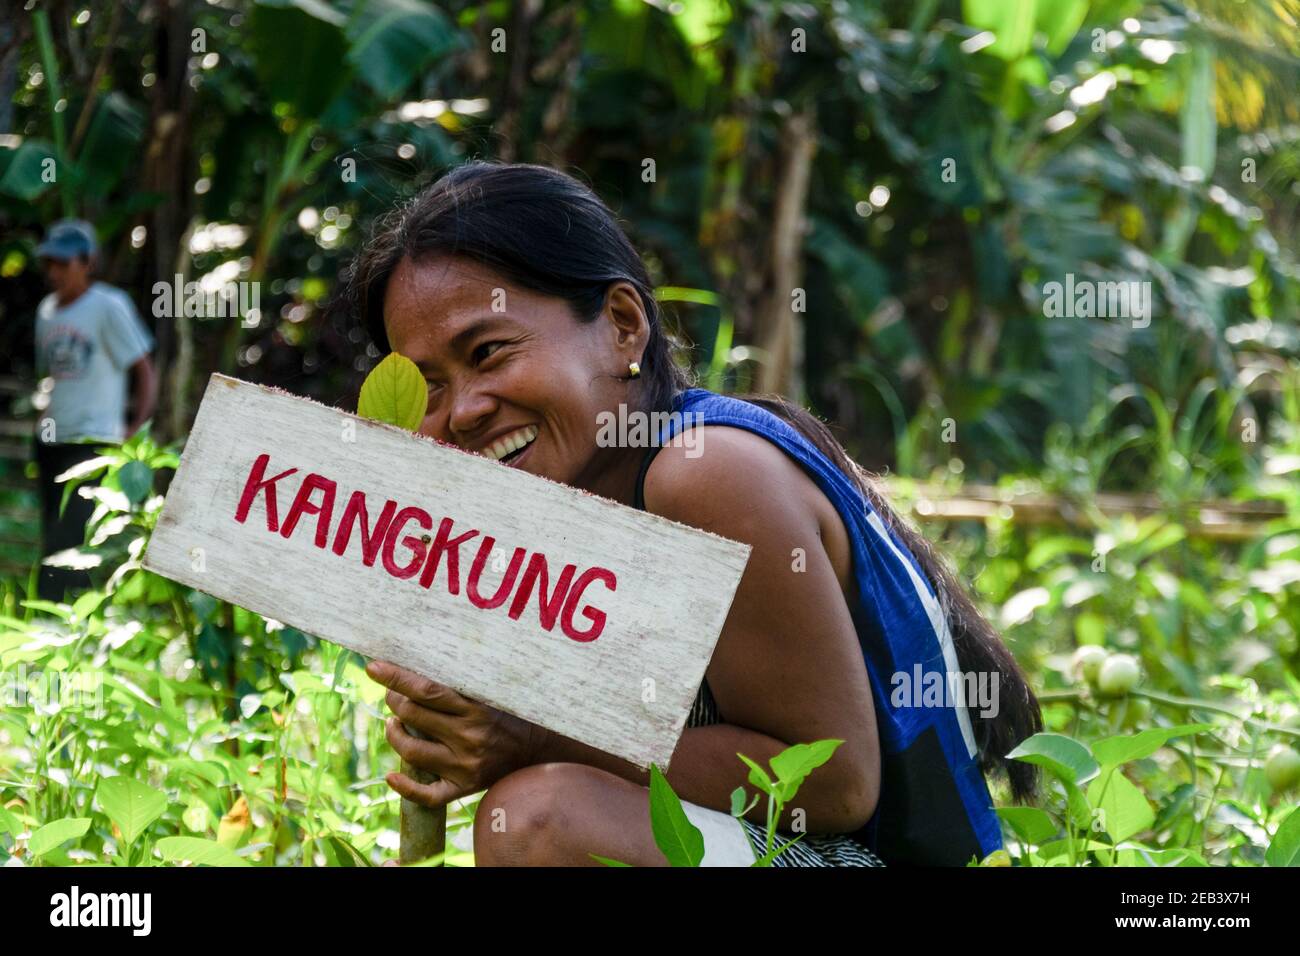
top-left (33, 219), bottom-right (158, 601)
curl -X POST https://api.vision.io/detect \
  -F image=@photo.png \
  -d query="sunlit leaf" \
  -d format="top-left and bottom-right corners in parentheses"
top-left (357, 352), bottom-right (428, 431)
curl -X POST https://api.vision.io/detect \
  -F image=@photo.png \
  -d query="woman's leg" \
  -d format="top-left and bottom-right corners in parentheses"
top-left (471, 762), bottom-right (754, 867)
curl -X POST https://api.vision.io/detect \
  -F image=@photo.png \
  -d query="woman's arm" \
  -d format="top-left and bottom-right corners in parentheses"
top-left (536, 426), bottom-right (881, 835)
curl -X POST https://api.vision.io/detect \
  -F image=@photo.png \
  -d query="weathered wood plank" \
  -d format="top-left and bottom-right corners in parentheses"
top-left (143, 374), bottom-right (751, 770)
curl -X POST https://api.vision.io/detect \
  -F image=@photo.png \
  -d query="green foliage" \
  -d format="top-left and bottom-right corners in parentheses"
top-left (646, 764), bottom-right (705, 867)
top-left (997, 722), bottom-right (1300, 867)
top-left (593, 740), bottom-right (842, 867)
top-left (0, 429), bottom-right (468, 867)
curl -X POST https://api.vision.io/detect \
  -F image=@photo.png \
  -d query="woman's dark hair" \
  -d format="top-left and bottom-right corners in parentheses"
top-left (346, 160), bottom-right (690, 415)
top-left (345, 160), bottom-right (1041, 802)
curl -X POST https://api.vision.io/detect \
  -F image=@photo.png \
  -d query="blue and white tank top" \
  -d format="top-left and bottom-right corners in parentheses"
top-left (633, 388), bottom-right (1003, 866)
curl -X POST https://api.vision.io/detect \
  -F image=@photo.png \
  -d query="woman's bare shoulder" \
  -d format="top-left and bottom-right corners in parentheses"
top-left (643, 423), bottom-right (856, 596)
top-left (641, 424), bottom-right (821, 536)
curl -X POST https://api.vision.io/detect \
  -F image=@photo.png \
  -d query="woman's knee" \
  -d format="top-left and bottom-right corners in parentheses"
top-left (473, 762), bottom-right (604, 865)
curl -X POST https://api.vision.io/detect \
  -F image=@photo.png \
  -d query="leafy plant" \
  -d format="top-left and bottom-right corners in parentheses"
top-left (592, 740), bottom-right (844, 867)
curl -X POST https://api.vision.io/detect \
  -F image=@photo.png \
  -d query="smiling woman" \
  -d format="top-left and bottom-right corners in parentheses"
top-left (343, 161), bottom-right (1042, 867)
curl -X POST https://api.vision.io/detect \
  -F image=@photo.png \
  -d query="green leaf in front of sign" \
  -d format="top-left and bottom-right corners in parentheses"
top-left (357, 352), bottom-right (428, 431)
top-left (647, 763), bottom-right (704, 867)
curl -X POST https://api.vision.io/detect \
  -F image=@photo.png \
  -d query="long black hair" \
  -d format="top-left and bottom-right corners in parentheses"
top-left (344, 160), bottom-right (1042, 802)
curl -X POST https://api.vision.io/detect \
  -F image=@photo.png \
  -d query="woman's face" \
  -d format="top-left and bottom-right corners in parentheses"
top-left (382, 254), bottom-right (647, 496)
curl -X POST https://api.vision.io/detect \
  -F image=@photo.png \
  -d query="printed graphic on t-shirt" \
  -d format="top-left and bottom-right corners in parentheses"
top-left (39, 324), bottom-right (95, 379)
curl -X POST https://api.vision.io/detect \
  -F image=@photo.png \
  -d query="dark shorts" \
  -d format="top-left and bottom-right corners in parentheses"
top-left (33, 440), bottom-right (102, 602)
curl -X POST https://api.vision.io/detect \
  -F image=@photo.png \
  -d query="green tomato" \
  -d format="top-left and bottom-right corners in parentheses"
top-left (1096, 653), bottom-right (1140, 698)
top-left (1121, 695), bottom-right (1152, 730)
top-left (1072, 645), bottom-right (1108, 685)
top-left (1265, 746), bottom-right (1300, 792)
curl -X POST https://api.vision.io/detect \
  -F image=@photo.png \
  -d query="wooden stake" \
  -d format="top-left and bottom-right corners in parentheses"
top-left (399, 725), bottom-right (446, 866)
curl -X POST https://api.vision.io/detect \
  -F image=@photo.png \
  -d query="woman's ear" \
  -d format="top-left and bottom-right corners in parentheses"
top-left (603, 282), bottom-right (650, 357)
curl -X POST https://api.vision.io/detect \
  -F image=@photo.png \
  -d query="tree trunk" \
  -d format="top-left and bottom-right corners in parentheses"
top-left (141, 0), bottom-right (194, 441)
top-left (753, 106), bottom-right (817, 399)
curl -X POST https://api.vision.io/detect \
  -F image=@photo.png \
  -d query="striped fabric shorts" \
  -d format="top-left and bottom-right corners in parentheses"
top-left (681, 799), bottom-right (885, 867)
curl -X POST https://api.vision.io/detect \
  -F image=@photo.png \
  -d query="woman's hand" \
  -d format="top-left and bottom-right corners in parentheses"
top-left (365, 659), bottom-right (543, 808)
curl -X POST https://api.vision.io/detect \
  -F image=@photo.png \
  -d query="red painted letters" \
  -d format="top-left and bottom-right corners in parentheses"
top-left (232, 454), bottom-right (616, 641)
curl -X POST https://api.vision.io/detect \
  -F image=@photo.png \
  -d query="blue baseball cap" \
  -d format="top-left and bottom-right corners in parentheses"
top-left (37, 219), bottom-right (99, 261)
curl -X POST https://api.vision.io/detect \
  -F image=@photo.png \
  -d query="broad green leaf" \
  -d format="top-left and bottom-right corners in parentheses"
top-left (0, 140), bottom-right (59, 200)
top-left (1266, 807), bottom-right (1300, 867)
top-left (79, 92), bottom-right (146, 201)
top-left (118, 460), bottom-right (154, 505)
top-left (590, 854), bottom-right (632, 867)
top-left (1087, 771), bottom-right (1154, 842)
top-left (345, 0), bottom-right (465, 100)
top-left (736, 753), bottom-right (775, 796)
top-left (769, 739), bottom-right (843, 802)
top-left (96, 777), bottom-right (168, 847)
top-left (28, 817), bottom-right (92, 857)
top-left (71, 589), bottom-right (107, 620)
top-left (1007, 733), bottom-right (1099, 786)
top-left (357, 352), bottom-right (428, 431)
top-left (1091, 724), bottom-right (1212, 768)
top-left (647, 764), bottom-right (704, 867)
top-left (156, 836), bottom-right (250, 867)
top-left (247, 0), bottom-right (350, 119)
top-left (996, 806), bottom-right (1058, 845)
top-left (1033, 0), bottom-right (1088, 56)
top-left (962, 0), bottom-right (1036, 61)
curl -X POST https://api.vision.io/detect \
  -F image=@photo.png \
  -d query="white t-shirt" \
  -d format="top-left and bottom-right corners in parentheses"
top-left (35, 282), bottom-right (155, 443)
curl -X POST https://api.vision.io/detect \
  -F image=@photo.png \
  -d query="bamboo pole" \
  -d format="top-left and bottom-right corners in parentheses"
top-left (398, 725), bottom-right (445, 865)
top-left (888, 481), bottom-right (1289, 542)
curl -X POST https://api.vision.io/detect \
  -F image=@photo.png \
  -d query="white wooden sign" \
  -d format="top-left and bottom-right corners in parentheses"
top-left (143, 374), bottom-right (751, 769)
